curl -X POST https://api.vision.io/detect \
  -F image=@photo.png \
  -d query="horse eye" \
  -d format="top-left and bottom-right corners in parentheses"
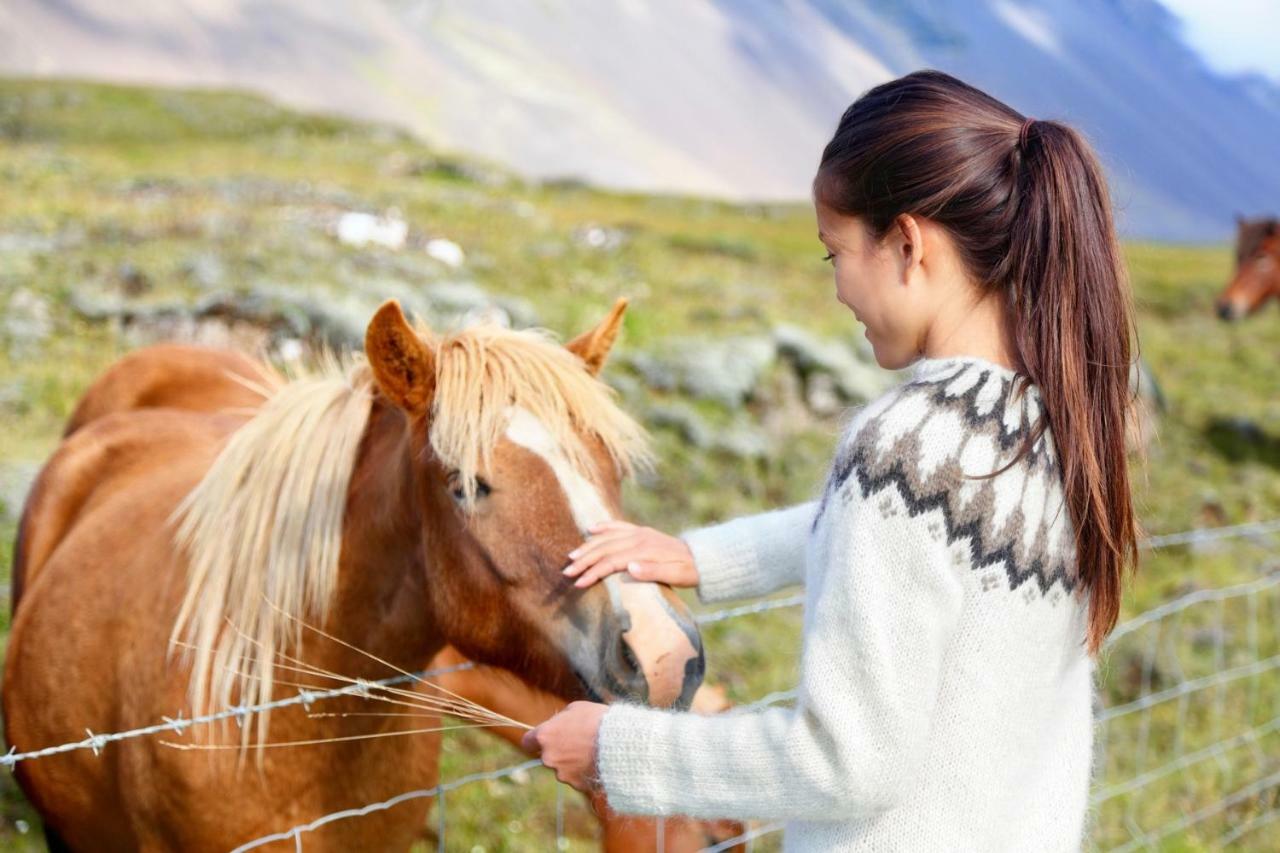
top-left (448, 475), bottom-right (492, 503)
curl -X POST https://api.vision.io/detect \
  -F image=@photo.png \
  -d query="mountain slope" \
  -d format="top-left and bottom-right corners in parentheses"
top-left (1, 0), bottom-right (1277, 239)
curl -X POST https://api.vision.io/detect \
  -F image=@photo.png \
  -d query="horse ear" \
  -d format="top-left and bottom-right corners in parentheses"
top-left (566, 297), bottom-right (628, 376)
top-left (365, 300), bottom-right (436, 416)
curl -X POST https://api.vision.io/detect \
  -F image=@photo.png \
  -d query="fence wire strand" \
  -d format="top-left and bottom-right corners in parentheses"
top-left (4, 517), bottom-right (1279, 850)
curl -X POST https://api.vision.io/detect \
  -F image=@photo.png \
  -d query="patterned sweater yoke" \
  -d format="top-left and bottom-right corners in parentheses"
top-left (595, 355), bottom-right (1097, 852)
top-left (819, 354), bottom-right (1080, 597)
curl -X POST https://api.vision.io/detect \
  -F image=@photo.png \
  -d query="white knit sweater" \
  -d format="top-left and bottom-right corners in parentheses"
top-left (596, 355), bottom-right (1097, 851)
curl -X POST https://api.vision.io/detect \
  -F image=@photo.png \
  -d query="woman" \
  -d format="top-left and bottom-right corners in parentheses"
top-left (524, 68), bottom-right (1140, 851)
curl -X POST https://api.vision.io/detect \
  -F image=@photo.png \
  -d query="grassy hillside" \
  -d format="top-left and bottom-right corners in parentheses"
top-left (1, 79), bottom-right (1278, 851)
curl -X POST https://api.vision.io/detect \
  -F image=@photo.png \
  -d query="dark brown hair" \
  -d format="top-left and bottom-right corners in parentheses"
top-left (814, 69), bottom-right (1140, 655)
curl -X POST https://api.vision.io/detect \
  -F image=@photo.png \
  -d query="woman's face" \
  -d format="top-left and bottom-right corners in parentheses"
top-left (814, 202), bottom-right (926, 370)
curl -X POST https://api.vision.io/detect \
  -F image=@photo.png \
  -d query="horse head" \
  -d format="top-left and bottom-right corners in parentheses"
top-left (1217, 216), bottom-right (1280, 321)
top-left (364, 299), bottom-right (705, 710)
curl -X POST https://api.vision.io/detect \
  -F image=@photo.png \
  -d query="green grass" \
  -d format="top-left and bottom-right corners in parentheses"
top-left (1, 78), bottom-right (1279, 851)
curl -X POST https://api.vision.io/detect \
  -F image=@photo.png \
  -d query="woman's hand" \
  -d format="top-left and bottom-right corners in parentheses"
top-left (521, 701), bottom-right (608, 793)
top-left (562, 520), bottom-right (699, 589)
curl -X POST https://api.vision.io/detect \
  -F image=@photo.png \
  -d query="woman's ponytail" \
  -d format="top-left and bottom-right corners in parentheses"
top-left (1004, 120), bottom-right (1140, 654)
top-left (814, 70), bottom-right (1140, 654)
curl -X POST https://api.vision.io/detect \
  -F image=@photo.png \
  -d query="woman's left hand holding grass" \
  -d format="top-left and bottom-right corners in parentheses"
top-left (521, 701), bottom-right (608, 793)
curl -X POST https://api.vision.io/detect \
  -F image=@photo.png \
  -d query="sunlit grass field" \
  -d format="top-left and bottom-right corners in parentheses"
top-left (1, 79), bottom-right (1278, 850)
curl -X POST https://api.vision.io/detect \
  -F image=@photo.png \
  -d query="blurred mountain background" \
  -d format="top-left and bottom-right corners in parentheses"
top-left (2, 0), bottom-right (1278, 241)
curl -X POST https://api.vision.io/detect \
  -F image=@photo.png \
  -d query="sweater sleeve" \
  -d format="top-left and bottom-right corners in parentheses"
top-left (595, 477), bottom-right (965, 822)
top-left (679, 500), bottom-right (818, 605)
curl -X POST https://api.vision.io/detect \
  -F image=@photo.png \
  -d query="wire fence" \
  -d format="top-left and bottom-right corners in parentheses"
top-left (5, 517), bottom-right (1280, 850)
top-left (1089, 566), bottom-right (1280, 850)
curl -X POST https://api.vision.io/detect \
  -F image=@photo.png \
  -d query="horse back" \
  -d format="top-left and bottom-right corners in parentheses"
top-left (14, 343), bottom-right (272, 607)
top-left (63, 343), bottom-right (274, 436)
top-left (12, 408), bottom-right (248, 609)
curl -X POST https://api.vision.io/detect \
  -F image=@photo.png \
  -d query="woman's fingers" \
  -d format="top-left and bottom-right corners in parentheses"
top-left (571, 556), bottom-right (632, 588)
top-left (587, 519), bottom-right (634, 535)
top-left (562, 523), bottom-right (696, 588)
top-left (563, 531), bottom-right (640, 577)
top-left (624, 561), bottom-right (654, 581)
top-left (520, 726), bottom-right (542, 754)
top-left (565, 527), bottom-right (632, 562)
top-left (574, 558), bottom-right (686, 589)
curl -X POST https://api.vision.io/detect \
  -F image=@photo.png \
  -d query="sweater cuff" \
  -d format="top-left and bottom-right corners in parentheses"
top-left (595, 702), bottom-right (673, 816)
top-left (681, 522), bottom-right (765, 605)
top-left (680, 501), bottom-right (817, 604)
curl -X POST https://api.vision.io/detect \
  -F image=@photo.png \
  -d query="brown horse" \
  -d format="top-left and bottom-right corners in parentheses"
top-left (14, 325), bottom-right (741, 851)
top-left (1216, 216), bottom-right (1280, 321)
top-left (4, 300), bottom-right (705, 851)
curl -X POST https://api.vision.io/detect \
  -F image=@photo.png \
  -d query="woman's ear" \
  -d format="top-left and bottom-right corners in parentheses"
top-left (895, 213), bottom-right (925, 284)
top-left (364, 300), bottom-right (436, 416)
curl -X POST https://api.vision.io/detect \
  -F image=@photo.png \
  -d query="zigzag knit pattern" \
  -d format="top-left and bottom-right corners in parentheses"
top-left (814, 356), bottom-right (1079, 600)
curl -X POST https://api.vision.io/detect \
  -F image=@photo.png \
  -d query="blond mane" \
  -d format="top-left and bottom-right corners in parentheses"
top-left (170, 322), bottom-right (651, 746)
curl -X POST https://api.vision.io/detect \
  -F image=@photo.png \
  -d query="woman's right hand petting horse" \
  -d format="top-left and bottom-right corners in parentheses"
top-left (525, 68), bottom-right (1142, 853)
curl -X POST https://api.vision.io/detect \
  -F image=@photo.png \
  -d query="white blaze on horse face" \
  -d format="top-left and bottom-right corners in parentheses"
top-left (503, 406), bottom-right (699, 707)
top-left (504, 406), bottom-right (612, 530)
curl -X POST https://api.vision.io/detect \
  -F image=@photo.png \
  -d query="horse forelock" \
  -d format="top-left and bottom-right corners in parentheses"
top-left (423, 321), bottom-right (652, 507)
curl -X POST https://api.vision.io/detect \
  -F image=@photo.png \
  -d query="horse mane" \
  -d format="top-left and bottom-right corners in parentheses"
top-left (169, 322), bottom-right (651, 745)
top-left (170, 353), bottom-right (375, 744)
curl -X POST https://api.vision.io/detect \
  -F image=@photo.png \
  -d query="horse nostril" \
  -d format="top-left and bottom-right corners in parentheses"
top-left (617, 635), bottom-right (642, 680)
top-left (599, 634), bottom-right (649, 704)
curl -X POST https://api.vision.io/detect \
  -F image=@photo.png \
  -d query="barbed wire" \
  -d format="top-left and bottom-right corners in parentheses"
top-left (0, 594), bottom-right (814, 771)
top-left (0, 662), bottom-right (475, 769)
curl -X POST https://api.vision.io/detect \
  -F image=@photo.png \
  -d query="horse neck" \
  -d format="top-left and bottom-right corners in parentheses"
top-left (305, 398), bottom-right (444, 680)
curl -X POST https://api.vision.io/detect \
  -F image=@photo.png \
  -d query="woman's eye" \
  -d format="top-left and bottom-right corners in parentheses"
top-left (822, 252), bottom-right (835, 263)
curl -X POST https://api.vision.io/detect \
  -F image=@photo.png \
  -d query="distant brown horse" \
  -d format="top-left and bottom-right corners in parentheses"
top-left (1216, 216), bottom-right (1280, 321)
top-left (5, 299), bottom-right (706, 851)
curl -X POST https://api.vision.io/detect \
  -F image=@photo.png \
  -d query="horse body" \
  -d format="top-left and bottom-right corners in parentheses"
top-left (6, 303), bottom-right (707, 851)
